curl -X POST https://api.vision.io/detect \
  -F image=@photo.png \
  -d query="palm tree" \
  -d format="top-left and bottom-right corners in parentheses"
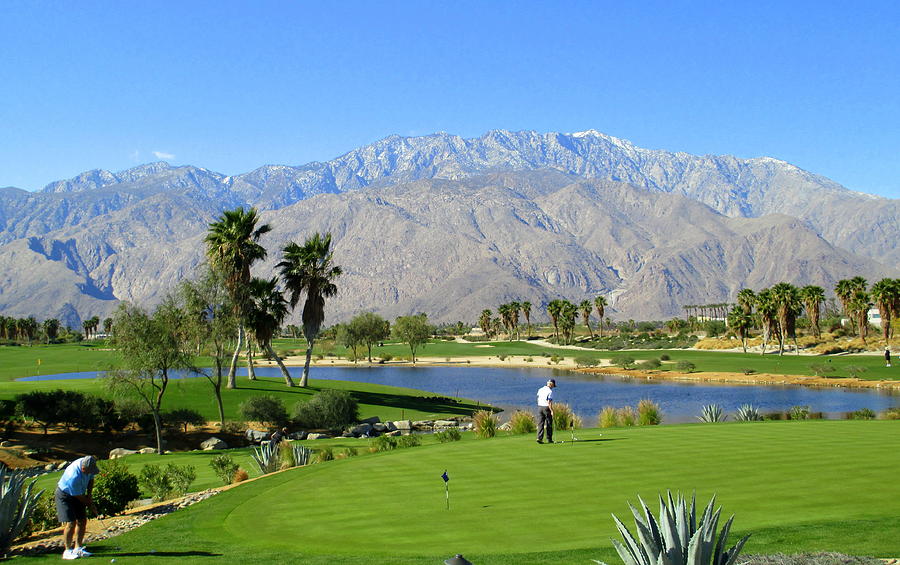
top-left (798, 285), bottom-right (825, 339)
top-left (771, 282), bottom-right (800, 355)
top-left (205, 207), bottom-right (272, 389)
top-left (547, 300), bottom-right (564, 343)
top-left (277, 232), bottom-right (342, 387)
top-left (509, 301), bottom-right (521, 340)
top-left (246, 277), bottom-right (295, 387)
top-left (848, 289), bottom-right (871, 344)
top-left (521, 301), bottom-right (532, 337)
top-left (560, 300), bottom-right (578, 345)
top-left (579, 300), bottom-right (593, 339)
top-left (497, 303), bottom-right (512, 340)
top-left (870, 278), bottom-right (899, 346)
top-left (727, 306), bottom-right (753, 353)
top-left (42, 318), bottom-right (60, 344)
top-left (594, 296), bottom-right (608, 338)
top-left (736, 289), bottom-right (755, 315)
top-left (479, 309), bottom-right (492, 339)
top-left (755, 288), bottom-right (778, 355)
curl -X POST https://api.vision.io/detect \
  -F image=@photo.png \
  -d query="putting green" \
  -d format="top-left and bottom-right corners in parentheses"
top-left (36, 420), bottom-right (896, 565)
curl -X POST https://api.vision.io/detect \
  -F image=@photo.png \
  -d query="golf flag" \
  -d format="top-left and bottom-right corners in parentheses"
top-left (441, 471), bottom-right (449, 483)
top-left (441, 470), bottom-right (450, 510)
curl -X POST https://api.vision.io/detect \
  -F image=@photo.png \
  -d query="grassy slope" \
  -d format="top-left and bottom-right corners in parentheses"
top-left (17, 420), bottom-right (900, 564)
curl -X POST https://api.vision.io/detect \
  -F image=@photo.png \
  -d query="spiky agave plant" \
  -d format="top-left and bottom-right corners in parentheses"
top-left (699, 404), bottom-right (727, 423)
top-left (292, 444), bottom-right (312, 467)
top-left (251, 441), bottom-right (279, 474)
top-left (0, 466), bottom-right (45, 554)
top-left (595, 491), bottom-right (750, 565)
top-left (734, 404), bottom-right (763, 422)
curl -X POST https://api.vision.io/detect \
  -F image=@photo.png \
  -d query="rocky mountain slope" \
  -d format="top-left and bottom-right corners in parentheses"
top-left (0, 130), bottom-right (896, 327)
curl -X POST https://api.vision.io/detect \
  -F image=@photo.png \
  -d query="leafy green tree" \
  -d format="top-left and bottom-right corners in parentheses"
top-left (107, 298), bottom-right (194, 455)
top-left (392, 314), bottom-right (433, 364)
top-left (349, 312), bottom-right (390, 362)
top-left (335, 322), bottom-right (363, 362)
top-left (277, 232), bottom-right (343, 387)
top-left (509, 301), bottom-right (521, 340)
top-left (205, 207), bottom-right (272, 389)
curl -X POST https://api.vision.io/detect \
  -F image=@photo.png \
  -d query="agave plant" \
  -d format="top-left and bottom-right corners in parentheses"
top-left (0, 465), bottom-right (45, 554)
top-left (292, 444), bottom-right (312, 467)
top-left (699, 404), bottom-right (727, 423)
top-left (734, 404), bottom-right (763, 422)
top-left (595, 491), bottom-right (750, 565)
top-left (251, 441), bottom-right (279, 474)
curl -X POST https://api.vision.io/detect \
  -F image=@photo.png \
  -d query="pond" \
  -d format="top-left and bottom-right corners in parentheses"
top-left (18, 365), bottom-right (900, 423)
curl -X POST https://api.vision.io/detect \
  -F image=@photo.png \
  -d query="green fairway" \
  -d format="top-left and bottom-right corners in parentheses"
top-left (17, 420), bottom-right (900, 564)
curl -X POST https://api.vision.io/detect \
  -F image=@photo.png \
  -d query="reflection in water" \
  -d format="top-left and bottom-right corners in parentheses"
top-left (19, 365), bottom-right (899, 423)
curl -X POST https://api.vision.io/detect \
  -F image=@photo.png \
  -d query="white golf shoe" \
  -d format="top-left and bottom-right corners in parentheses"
top-left (61, 548), bottom-right (80, 559)
top-left (75, 546), bottom-right (93, 557)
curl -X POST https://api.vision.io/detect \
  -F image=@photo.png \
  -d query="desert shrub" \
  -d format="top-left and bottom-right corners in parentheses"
top-left (219, 421), bottom-right (244, 434)
top-left (396, 434), bottom-right (421, 448)
top-left (434, 428), bottom-right (462, 443)
top-left (659, 354), bottom-right (671, 361)
top-left (25, 493), bottom-right (56, 535)
top-left (314, 448), bottom-right (334, 463)
top-left (232, 468), bottom-right (249, 483)
top-left (699, 404), bottom-right (727, 423)
top-left (598, 406), bottom-right (619, 428)
top-left (93, 459), bottom-right (141, 516)
top-left (675, 360), bottom-right (696, 373)
top-left (735, 404), bottom-right (763, 422)
top-left (845, 365), bottom-right (867, 379)
top-left (370, 434), bottom-right (398, 452)
top-left (497, 354), bottom-right (507, 361)
top-left (239, 396), bottom-right (288, 426)
top-left (637, 358), bottom-right (661, 370)
top-left (789, 405), bottom-right (811, 420)
top-left (164, 408), bottom-right (205, 433)
top-left (524, 357), bottom-right (534, 363)
top-left (508, 410), bottom-right (536, 434)
top-left (882, 407), bottom-right (900, 420)
top-left (473, 410), bottom-right (499, 438)
top-left (166, 464), bottom-right (196, 497)
top-left (552, 403), bottom-right (580, 431)
top-left (209, 454), bottom-right (240, 485)
top-left (809, 363), bottom-right (836, 377)
top-left (575, 355), bottom-right (600, 367)
top-left (617, 406), bottom-right (637, 426)
top-left (343, 447), bottom-right (359, 457)
top-left (848, 408), bottom-right (876, 420)
top-left (741, 367), bottom-right (758, 375)
top-left (292, 389), bottom-right (359, 430)
top-left (637, 399), bottom-right (662, 425)
top-left (379, 354), bottom-right (393, 363)
top-left (612, 355), bottom-right (635, 369)
top-left (550, 354), bottom-right (563, 364)
top-left (139, 465), bottom-right (172, 502)
top-left (251, 440), bottom-right (279, 474)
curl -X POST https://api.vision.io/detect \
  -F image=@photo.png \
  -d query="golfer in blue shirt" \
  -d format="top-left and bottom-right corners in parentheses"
top-left (56, 455), bottom-right (100, 560)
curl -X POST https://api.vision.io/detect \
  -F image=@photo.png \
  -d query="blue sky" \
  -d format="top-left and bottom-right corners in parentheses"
top-left (2, 1), bottom-right (898, 198)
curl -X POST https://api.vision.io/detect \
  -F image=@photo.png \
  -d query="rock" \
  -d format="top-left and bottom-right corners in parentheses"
top-left (57, 461), bottom-right (68, 470)
top-left (288, 431), bottom-right (307, 440)
top-left (109, 448), bottom-right (139, 459)
top-left (413, 420), bottom-right (434, 430)
top-left (44, 463), bottom-right (55, 471)
top-left (498, 422), bottom-right (512, 431)
top-left (350, 423), bottom-right (372, 436)
top-left (341, 432), bottom-right (354, 438)
top-left (360, 416), bottom-right (381, 425)
top-left (372, 422), bottom-right (387, 432)
top-left (387, 430), bottom-right (402, 437)
top-left (245, 429), bottom-right (268, 444)
top-left (433, 420), bottom-right (457, 428)
top-left (200, 437), bottom-right (228, 450)
top-left (393, 420), bottom-right (412, 431)
top-left (138, 447), bottom-right (157, 455)
top-left (0, 441), bottom-right (11, 447)
top-left (384, 421), bottom-right (397, 432)
top-left (306, 433), bottom-right (331, 440)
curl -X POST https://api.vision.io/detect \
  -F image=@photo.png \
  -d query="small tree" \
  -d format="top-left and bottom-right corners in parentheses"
top-left (349, 312), bottom-right (390, 362)
top-left (392, 314), bottom-right (434, 364)
top-left (240, 396), bottom-right (288, 426)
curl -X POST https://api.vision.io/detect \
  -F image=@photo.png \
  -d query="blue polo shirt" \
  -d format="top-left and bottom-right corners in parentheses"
top-left (57, 457), bottom-right (96, 496)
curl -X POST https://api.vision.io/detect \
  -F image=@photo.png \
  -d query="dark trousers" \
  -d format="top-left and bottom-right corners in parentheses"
top-left (537, 406), bottom-right (553, 442)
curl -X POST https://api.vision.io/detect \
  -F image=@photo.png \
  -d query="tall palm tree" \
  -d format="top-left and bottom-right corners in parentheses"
top-left (547, 299), bottom-right (564, 343)
top-left (579, 300), bottom-right (593, 339)
top-left (798, 285), bottom-right (825, 339)
top-left (509, 301), bottom-right (521, 340)
top-left (521, 301), bottom-right (532, 337)
top-left (594, 296), bottom-right (608, 338)
top-left (727, 306), bottom-right (753, 353)
top-left (560, 300), bottom-right (578, 345)
top-left (771, 282), bottom-right (800, 355)
top-left (497, 303), bottom-right (512, 340)
top-left (42, 318), bottom-right (60, 344)
top-left (479, 309), bottom-right (493, 338)
top-left (870, 278), bottom-right (899, 346)
top-left (848, 289), bottom-right (871, 344)
top-left (755, 288), bottom-right (778, 355)
top-left (205, 207), bottom-right (271, 389)
top-left (246, 277), bottom-right (295, 387)
top-left (277, 232), bottom-right (342, 387)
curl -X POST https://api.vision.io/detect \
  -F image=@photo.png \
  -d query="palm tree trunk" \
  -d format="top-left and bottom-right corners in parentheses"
top-left (227, 325), bottom-right (244, 389)
top-left (266, 343), bottom-right (295, 387)
top-left (301, 339), bottom-right (314, 387)
top-left (247, 343), bottom-right (256, 380)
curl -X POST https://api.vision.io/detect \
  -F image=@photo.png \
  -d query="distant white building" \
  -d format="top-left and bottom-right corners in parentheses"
top-left (868, 308), bottom-right (882, 329)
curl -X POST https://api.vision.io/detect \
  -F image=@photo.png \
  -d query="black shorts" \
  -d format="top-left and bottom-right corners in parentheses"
top-left (55, 487), bottom-right (87, 523)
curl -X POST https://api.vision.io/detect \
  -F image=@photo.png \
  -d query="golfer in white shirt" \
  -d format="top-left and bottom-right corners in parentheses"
top-left (536, 378), bottom-right (556, 443)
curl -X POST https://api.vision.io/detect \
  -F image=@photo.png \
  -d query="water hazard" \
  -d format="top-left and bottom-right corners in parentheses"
top-left (18, 365), bottom-right (900, 423)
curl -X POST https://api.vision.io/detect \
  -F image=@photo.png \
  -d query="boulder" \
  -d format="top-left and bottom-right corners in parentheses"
top-left (44, 464), bottom-right (56, 472)
top-left (138, 447), bottom-right (157, 455)
top-left (498, 422), bottom-right (512, 431)
top-left (306, 433), bottom-right (331, 440)
top-left (393, 420), bottom-right (412, 431)
top-left (384, 421), bottom-right (398, 432)
top-left (109, 448), bottom-right (139, 459)
top-left (360, 416), bottom-right (381, 425)
top-left (434, 420), bottom-right (457, 428)
top-left (288, 431), bottom-right (308, 441)
top-left (386, 430), bottom-right (403, 437)
top-left (0, 441), bottom-right (11, 447)
top-left (200, 437), bottom-right (228, 450)
top-left (412, 420), bottom-right (434, 430)
top-left (245, 429), bottom-right (268, 444)
top-left (350, 423), bottom-right (373, 436)
top-left (372, 423), bottom-right (388, 432)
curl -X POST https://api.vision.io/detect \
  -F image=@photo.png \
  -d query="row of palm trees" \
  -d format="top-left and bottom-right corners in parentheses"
top-left (682, 303), bottom-right (732, 323)
top-left (479, 296), bottom-right (610, 345)
top-left (204, 207), bottom-right (341, 389)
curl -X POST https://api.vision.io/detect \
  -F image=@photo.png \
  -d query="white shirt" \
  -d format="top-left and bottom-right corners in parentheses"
top-left (537, 385), bottom-right (553, 407)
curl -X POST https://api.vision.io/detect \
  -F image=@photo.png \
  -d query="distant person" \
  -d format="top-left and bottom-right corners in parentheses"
top-left (886, 348), bottom-right (892, 368)
top-left (270, 427), bottom-right (288, 444)
top-left (536, 378), bottom-right (556, 444)
top-left (56, 455), bottom-right (100, 560)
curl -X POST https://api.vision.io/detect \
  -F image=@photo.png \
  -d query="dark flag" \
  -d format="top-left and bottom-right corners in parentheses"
top-left (441, 470), bottom-right (449, 483)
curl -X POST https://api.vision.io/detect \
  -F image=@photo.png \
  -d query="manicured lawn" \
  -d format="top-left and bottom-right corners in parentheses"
top-left (17, 420), bottom-right (900, 564)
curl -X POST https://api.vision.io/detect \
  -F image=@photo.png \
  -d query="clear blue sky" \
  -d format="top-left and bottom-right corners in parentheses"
top-left (2, 1), bottom-right (898, 198)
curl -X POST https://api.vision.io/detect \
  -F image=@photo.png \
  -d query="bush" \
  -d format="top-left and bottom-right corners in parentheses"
top-left (809, 363), bottom-right (836, 377)
top-left (549, 354), bottom-right (563, 364)
top-left (25, 493), bottom-right (57, 535)
top-left (882, 407), bottom-right (900, 420)
top-left (166, 464), bottom-right (195, 497)
top-left (473, 410), bottom-right (499, 439)
top-left (675, 360), bottom-right (696, 373)
top-left (435, 428), bottom-right (462, 443)
top-left (370, 434), bottom-right (398, 452)
top-left (617, 406), bottom-right (637, 426)
top-left (637, 358), bottom-right (661, 370)
top-left (239, 396), bottom-right (288, 426)
top-left (93, 460), bottom-right (141, 516)
top-left (164, 408), bottom-right (205, 433)
top-left (292, 389), bottom-right (359, 430)
top-left (598, 406), bottom-right (619, 428)
top-left (742, 367), bottom-right (758, 375)
top-left (845, 365), bottom-right (867, 379)
top-left (396, 434), bottom-right (421, 448)
top-left (139, 464), bottom-right (172, 502)
top-left (574, 355), bottom-right (600, 367)
top-left (848, 408), bottom-right (876, 420)
top-left (314, 448), bottom-right (334, 463)
top-left (659, 354), bottom-right (671, 361)
top-left (379, 354), bottom-right (393, 363)
top-left (497, 354), bottom-right (507, 361)
top-left (612, 355), bottom-right (635, 369)
top-left (789, 405), bottom-right (811, 420)
top-left (637, 399), bottom-right (662, 425)
top-left (209, 454), bottom-right (240, 485)
top-left (508, 410), bottom-right (536, 434)
top-left (232, 468), bottom-right (249, 483)
top-left (552, 403), bottom-right (581, 431)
